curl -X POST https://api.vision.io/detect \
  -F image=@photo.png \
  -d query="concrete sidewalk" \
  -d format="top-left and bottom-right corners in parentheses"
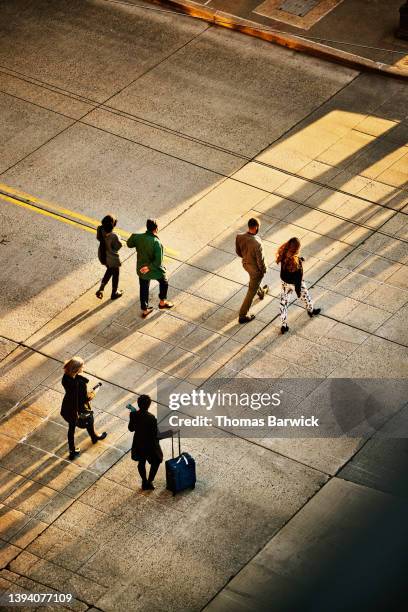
top-left (149, 0), bottom-right (408, 76)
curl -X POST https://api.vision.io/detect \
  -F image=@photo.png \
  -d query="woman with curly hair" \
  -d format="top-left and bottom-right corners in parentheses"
top-left (276, 237), bottom-right (320, 334)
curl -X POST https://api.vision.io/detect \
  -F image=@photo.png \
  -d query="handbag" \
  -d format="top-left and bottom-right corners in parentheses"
top-left (76, 383), bottom-right (94, 429)
top-left (77, 402), bottom-right (94, 429)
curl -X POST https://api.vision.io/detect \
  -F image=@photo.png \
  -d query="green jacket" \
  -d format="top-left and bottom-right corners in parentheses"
top-left (127, 231), bottom-right (166, 280)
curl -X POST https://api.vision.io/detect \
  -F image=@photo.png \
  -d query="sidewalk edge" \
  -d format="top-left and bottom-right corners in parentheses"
top-left (149, 0), bottom-right (408, 79)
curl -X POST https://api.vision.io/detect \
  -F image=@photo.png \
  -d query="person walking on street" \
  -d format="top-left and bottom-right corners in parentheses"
top-left (128, 394), bottom-right (172, 490)
top-left (276, 237), bottom-right (321, 334)
top-left (236, 217), bottom-right (269, 324)
top-left (60, 357), bottom-right (107, 460)
top-left (126, 219), bottom-right (173, 318)
top-left (96, 214), bottom-right (123, 300)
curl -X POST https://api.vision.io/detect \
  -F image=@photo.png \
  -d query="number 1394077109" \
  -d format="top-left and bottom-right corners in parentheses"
top-left (1, 592), bottom-right (74, 606)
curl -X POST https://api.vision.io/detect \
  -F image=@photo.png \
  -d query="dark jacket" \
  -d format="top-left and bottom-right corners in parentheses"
top-left (128, 410), bottom-right (163, 462)
top-left (280, 257), bottom-right (304, 297)
top-left (236, 232), bottom-right (267, 275)
top-left (126, 231), bottom-right (166, 280)
top-left (60, 374), bottom-right (89, 423)
top-left (97, 226), bottom-right (122, 268)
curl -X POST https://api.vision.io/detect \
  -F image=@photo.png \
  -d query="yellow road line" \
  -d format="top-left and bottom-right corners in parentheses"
top-left (0, 183), bottom-right (179, 256)
top-left (0, 181), bottom-right (100, 228)
top-left (0, 192), bottom-right (96, 234)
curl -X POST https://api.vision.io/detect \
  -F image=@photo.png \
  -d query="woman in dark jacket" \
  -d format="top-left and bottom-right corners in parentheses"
top-left (96, 214), bottom-right (123, 300)
top-left (61, 356), bottom-right (107, 460)
top-left (128, 394), bottom-right (171, 490)
top-left (276, 237), bottom-right (321, 335)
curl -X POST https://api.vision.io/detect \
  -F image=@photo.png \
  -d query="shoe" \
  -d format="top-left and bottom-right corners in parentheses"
top-left (111, 291), bottom-right (123, 300)
top-left (69, 448), bottom-right (80, 460)
top-left (146, 481), bottom-right (155, 490)
top-left (92, 432), bottom-right (107, 444)
top-left (307, 308), bottom-right (321, 317)
top-left (141, 480), bottom-right (149, 491)
top-left (95, 290), bottom-right (103, 299)
top-left (142, 307), bottom-right (154, 318)
top-left (159, 301), bottom-right (174, 310)
top-left (258, 285), bottom-right (269, 300)
top-left (281, 325), bottom-right (289, 334)
top-left (239, 314), bottom-right (255, 324)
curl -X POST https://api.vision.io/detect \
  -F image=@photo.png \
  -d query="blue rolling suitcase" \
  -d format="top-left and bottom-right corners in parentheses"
top-left (165, 431), bottom-right (196, 496)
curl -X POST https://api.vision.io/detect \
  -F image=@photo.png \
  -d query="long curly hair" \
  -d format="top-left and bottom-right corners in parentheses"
top-left (276, 237), bottom-right (301, 272)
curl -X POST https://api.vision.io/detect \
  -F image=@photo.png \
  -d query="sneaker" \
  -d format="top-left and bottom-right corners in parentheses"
top-left (111, 291), bottom-right (123, 300)
top-left (258, 285), bottom-right (269, 300)
top-left (239, 314), bottom-right (255, 324)
top-left (159, 301), bottom-right (174, 310)
top-left (307, 308), bottom-right (321, 318)
top-left (281, 324), bottom-right (289, 334)
top-left (69, 448), bottom-right (81, 460)
top-left (92, 432), bottom-right (107, 444)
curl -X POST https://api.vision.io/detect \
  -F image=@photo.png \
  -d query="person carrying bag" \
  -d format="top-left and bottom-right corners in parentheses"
top-left (96, 214), bottom-right (123, 301)
top-left (60, 357), bottom-right (107, 460)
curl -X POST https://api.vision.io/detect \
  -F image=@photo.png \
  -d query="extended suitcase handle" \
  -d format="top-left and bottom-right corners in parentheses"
top-left (177, 454), bottom-right (188, 465)
top-left (171, 429), bottom-right (181, 459)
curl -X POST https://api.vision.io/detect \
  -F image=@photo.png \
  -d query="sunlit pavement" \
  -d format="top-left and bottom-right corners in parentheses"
top-left (0, 1), bottom-right (407, 610)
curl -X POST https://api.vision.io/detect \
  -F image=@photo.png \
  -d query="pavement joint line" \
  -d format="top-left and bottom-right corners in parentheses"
top-left (102, 0), bottom-right (408, 57)
top-left (0, 21), bottom-right (212, 181)
top-left (200, 191), bottom-right (407, 383)
top-left (2, 368), bottom-right (331, 593)
top-left (0, 88), bottom-right (87, 123)
top-left (147, 0), bottom-right (408, 79)
top-left (200, 470), bottom-right (331, 611)
top-left (2, 67), bottom-right (408, 221)
top-left (0, 339), bottom-right (403, 598)
top-left (0, 330), bottom-right (343, 477)
top-left (3, 172), bottom-right (407, 273)
top-left (0, 186), bottom-right (179, 256)
top-left (5, 519), bottom-right (112, 598)
top-left (0, 65), bottom-right (102, 106)
top-left (78, 116), bottom-right (408, 224)
top-left (95, 103), bottom-right (408, 212)
top-left (1, 184), bottom-right (405, 388)
top-left (90, 101), bottom-right (408, 213)
top-left (2, 62), bottom-right (407, 217)
top-left (0, 568), bottom-right (92, 610)
top-left (201, 405), bottom-right (408, 611)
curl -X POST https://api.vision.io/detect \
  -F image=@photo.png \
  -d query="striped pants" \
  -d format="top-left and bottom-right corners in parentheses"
top-left (280, 281), bottom-right (313, 326)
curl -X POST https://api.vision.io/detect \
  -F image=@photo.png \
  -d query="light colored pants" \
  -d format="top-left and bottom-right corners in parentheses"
top-left (239, 266), bottom-right (265, 317)
top-left (280, 280), bottom-right (313, 326)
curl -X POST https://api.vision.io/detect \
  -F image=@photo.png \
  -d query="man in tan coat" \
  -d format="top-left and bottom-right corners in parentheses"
top-left (236, 218), bottom-right (268, 323)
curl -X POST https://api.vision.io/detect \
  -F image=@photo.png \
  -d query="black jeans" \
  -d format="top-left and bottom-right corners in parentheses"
top-left (137, 458), bottom-right (161, 484)
top-left (100, 266), bottom-right (119, 296)
top-left (139, 277), bottom-right (168, 310)
top-left (67, 420), bottom-right (97, 452)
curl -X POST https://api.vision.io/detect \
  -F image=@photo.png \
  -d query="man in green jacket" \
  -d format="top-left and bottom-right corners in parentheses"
top-left (127, 219), bottom-right (174, 318)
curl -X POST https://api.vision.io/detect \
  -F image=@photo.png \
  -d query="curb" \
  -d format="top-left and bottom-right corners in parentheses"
top-left (149, 0), bottom-right (408, 79)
